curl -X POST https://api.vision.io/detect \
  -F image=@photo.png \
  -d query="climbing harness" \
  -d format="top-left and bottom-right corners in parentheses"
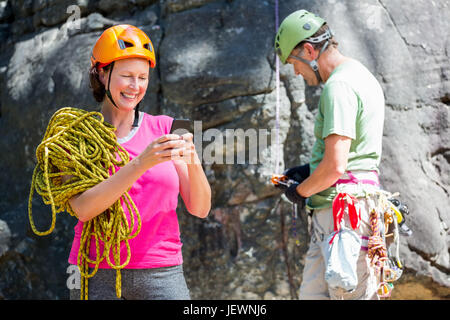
top-left (272, 167), bottom-right (411, 298)
top-left (332, 170), bottom-right (380, 188)
top-left (328, 174), bottom-right (412, 298)
top-left (28, 107), bottom-right (141, 300)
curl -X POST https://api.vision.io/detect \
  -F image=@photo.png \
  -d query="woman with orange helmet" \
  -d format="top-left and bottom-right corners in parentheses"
top-left (64, 25), bottom-right (211, 299)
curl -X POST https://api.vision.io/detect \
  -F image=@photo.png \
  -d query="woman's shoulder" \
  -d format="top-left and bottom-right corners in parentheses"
top-left (141, 112), bottom-right (174, 135)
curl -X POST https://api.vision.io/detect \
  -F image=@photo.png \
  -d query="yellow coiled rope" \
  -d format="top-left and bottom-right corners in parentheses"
top-left (28, 107), bottom-right (141, 300)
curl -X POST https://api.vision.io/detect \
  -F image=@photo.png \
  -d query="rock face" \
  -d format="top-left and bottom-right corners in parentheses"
top-left (0, 0), bottom-right (449, 299)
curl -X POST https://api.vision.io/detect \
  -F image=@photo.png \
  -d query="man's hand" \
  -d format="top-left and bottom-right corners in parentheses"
top-left (283, 164), bottom-right (310, 184)
top-left (284, 183), bottom-right (305, 204)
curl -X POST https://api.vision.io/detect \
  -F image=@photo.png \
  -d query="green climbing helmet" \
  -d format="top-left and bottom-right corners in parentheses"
top-left (275, 9), bottom-right (327, 64)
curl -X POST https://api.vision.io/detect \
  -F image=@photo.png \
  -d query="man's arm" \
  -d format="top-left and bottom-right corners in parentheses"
top-left (296, 134), bottom-right (351, 198)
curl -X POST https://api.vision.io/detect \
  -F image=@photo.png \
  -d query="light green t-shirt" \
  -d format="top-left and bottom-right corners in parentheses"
top-left (307, 59), bottom-right (385, 209)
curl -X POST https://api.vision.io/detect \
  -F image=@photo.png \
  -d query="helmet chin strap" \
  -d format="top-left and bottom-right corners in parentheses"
top-left (104, 61), bottom-right (140, 128)
top-left (105, 61), bottom-right (118, 108)
top-left (132, 103), bottom-right (140, 127)
top-left (289, 40), bottom-right (330, 84)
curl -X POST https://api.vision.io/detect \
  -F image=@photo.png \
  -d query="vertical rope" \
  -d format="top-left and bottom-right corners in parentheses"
top-left (274, 0), bottom-right (281, 174)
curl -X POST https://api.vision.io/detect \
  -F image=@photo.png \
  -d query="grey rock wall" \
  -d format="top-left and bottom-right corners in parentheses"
top-left (0, 0), bottom-right (448, 299)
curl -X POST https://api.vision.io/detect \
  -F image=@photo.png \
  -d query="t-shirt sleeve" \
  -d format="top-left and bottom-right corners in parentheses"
top-left (156, 115), bottom-right (174, 135)
top-left (320, 81), bottom-right (358, 140)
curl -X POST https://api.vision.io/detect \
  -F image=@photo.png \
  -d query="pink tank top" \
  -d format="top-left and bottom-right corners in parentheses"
top-left (68, 112), bottom-right (183, 268)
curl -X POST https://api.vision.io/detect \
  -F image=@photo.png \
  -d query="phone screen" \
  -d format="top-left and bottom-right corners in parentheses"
top-left (170, 119), bottom-right (192, 135)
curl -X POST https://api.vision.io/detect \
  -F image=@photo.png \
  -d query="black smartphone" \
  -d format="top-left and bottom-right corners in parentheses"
top-left (170, 119), bottom-right (192, 135)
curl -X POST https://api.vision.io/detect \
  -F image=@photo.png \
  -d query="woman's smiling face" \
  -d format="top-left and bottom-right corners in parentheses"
top-left (101, 58), bottom-right (150, 111)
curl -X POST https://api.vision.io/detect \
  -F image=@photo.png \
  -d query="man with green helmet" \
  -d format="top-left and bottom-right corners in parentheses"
top-left (275, 10), bottom-right (386, 299)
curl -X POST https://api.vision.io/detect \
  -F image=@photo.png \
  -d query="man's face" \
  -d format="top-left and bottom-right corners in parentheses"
top-left (286, 47), bottom-right (319, 86)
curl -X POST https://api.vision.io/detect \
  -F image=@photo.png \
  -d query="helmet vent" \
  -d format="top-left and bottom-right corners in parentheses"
top-left (143, 43), bottom-right (153, 52)
top-left (118, 39), bottom-right (134, 49)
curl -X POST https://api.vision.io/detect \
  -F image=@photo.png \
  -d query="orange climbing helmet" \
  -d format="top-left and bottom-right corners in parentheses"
top-left (91, 24), bottom-right (156, 69)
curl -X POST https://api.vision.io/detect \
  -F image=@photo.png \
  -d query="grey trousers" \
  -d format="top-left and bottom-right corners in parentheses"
top-left (69, 264), bottom-right (191, 300)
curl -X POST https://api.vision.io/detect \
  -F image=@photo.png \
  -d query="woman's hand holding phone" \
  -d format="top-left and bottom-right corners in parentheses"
top-left (176, 133), bottom-right (199, 165)
top-left (137, 134), bottom-right (185, 168)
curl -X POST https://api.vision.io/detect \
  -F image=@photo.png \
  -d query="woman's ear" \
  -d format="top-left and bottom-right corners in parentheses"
top-left (98, 68), bottom-right (107, 86)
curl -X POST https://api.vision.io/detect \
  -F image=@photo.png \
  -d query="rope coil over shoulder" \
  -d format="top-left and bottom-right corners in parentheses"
top-left (28, 107), bottom-right (141, 300)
